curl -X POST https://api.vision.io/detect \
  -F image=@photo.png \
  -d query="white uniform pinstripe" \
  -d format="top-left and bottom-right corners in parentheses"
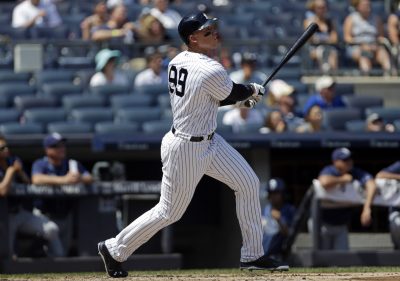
top-left (105, 51), bottom-right (264, 263)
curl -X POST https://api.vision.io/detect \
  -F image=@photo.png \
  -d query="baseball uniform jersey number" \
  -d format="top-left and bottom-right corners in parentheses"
top-left (168, 66), bottom-right (188, 97)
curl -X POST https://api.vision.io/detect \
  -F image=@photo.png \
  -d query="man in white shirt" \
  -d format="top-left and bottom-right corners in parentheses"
top-left (223, 106), bottom-right (264, 133)
top-left (134, 52), bottom-right (168, 88)
top-left (12, 0), bottom-right (46, 28)
top-left (150, 0), bottom-right (182, 29)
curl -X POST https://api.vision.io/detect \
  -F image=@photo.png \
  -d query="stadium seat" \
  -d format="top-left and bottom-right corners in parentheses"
top-left (0, 109), bottom-right (21, 124)
top-left (345, 120), bottom-right (366, 132)
top-left (0, 83), bottom-right (36, 106)
top-left (235, 123), bottom-right (263, 133)
top-left (23, 108), bottom-right (67, 126)
top-left (335, 84), bottom-right (354, 96)
top-left (142, 120), bottom-right (172, 134)
top-left (365, 107), bottom-right (400, 123)
top-left (69, 108), bottom-right (114, 125)
top-left (343, 96), bottom-right (384, 114)
top-left (0, 123), bottom-right (43, 135)
top-left (31, 26), bottom-right (69, 39)
top-left (90, 84), bottom-right (131, 97)
top-left (35, 70), bottom-right (75, 87)
top-left (14, 96), bottom-right (58, 111)
top-left (157, 95), bottom-right (171, 110)
top-left (0, 26), bottom-right (29, 40)
top-left (110, 95), bottom-right (154, 110)
top-left (215, 124), bottom-right (233, 134)
top-left (133, 84), bottom-right (168, 96)
top-left (394, 120), bottom-right (400, 131)
top-left (74, 69), bottom-right (96, 90)
top-left (41, 82), bottom-right (83, 101)
top-left (62, 95), bottom-right (106, 111)
top-left (94, 122), bottom-right (140, 134)
top-left (115, 108), bottom-right (162, 124)
top-left (0, 95), bottom-right (9, 108)
top-left (47, 122), bottom-right (93, 134)
top-left (0, 71), bottom-right (31, 83)
top-left (323, 108), bottom-right (362, 131)
top-left (57, 56), bottom-right (94, 70)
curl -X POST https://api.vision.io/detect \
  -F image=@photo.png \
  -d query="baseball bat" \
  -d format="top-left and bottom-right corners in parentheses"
top-left (245, 22), bottom-right (318, 107)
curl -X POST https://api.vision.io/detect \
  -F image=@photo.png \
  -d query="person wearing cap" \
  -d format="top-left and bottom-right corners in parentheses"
top-left (229, 52), bottom-right (266, 84)
top-left (97, 11), bottom-right (288, 278)
top-left (302, 75), bottom-right (345, 116)
top-left (317, 147), bottom-right (377, 250)
top-left (365, 113), bottom-right (396, 132)
top-left (133, 51), bottom-right (168, 88)
top-left (261, 178), bottom-right (295, 258)
top-left (31, 133), bottom-right (93, 255)
top-left (90, 48), bottom-right (129, 87)
top-left (0, 135), bottom-right (63, 258)
top-left (376, 160), bottom-right (400, 249)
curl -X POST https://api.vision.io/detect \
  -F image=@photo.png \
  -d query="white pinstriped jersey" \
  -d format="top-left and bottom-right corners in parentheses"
top-left (168, 51), bottom-right (233, 136)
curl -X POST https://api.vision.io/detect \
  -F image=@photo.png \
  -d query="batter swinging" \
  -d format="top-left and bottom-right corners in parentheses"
top-left (98, 12), bottom-right (289, 278)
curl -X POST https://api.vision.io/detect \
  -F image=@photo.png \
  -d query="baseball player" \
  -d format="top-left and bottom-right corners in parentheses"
top-left (98, 12), bottom-right (289, 277)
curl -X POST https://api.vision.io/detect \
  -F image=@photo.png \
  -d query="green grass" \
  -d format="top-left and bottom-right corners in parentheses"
top-left (1, 267), bottom-right (400, 279)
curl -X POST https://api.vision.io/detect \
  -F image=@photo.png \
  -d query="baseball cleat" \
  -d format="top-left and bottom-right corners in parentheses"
top-left (98, 241), bottom-right (128, 278)
top-left (240, 255), bottom-right (289, 271)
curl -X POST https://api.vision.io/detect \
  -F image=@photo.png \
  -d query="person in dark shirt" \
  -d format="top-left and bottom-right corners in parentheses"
top-left (376, 161), bottom-right (400, 249)
top-left (31, 133), bottom-right (93, 255)
top-left (0, 135), bottom-right (63, 257)
top-left (317, 147), bottom-right (376, 250)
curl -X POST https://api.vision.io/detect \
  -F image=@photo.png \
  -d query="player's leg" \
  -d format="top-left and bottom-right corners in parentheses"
top-left (105, 133), bottom-right (208, 263)
top-left (204, 134), bottom-right (264, 262)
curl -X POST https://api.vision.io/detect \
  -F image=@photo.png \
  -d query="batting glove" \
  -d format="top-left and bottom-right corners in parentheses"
top-left (249, 83), bottom-right (265, 98)
top-left (236, 96), bottom-right (261, 109)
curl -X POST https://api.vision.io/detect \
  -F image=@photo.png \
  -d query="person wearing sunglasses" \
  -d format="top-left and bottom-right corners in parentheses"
top-left (0, 135), bottom-right (63, 258)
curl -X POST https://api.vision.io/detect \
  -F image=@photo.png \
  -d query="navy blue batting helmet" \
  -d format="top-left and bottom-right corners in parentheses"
top-left (178, 12), bottom-right (218, 44)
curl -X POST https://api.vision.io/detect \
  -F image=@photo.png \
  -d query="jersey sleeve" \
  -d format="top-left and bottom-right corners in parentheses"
top-left (202, 61), bottom-right (233, 101)
top-left (31, 159), bottom-right (45, 175)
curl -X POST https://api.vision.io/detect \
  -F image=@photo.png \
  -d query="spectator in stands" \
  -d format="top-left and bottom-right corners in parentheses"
top-left (261, 178), bottom-right (295, 258)
top-left (39, 0), bottom-right (62, 28)
top-left (229, 52), bottom-right (266, 84)
top-left (0, 135), bottom-right (63, 258)
top-left (317, 147), bottom-right (377, 250)
top-left (107, 0), bottom-right (135, 9)
top-left (303, 0), bottom-right (339, 74)
top-left (12, 0), bottom-right (47, 28)
top-left (91, 4), bottom-right (135, 43)
top-left (134, 51), bottom-right (168, 88)
top-left (296, 104), bottom-right (324, 133)
top-left (365, 113), bottom-right (396, 132)
top-left (31, 133), bottom-right (93, 256)
top-left (90, 48), bottom-right (129, 87)
top-left (222, 106), bottom-right (263, 133)
top-left (376, 161), bottom-right (400, 249)
top-left (149, 0), bottom-right (182, 30)
top-left (81, 0), bottom-right (109, 40)
top-left (259, 110), bottom-right (288, 134)
top-left (303, 76), bottom-right (345, 116)
top-left (387, 1), bottom-right (400, 70)
top-left (136, 13), bottom-right (170, 44)
top-left (343, 0), bottom-right (392, 75)
top-left (266, 79), bottom-right (303, 131)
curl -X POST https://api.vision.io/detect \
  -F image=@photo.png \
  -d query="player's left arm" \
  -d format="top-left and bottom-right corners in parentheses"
top-left (220, 82), bottom-right (264, 107)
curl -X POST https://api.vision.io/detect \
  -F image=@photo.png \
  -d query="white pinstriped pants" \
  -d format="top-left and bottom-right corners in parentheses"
top-left (105, 131), bottom-right (264, 262)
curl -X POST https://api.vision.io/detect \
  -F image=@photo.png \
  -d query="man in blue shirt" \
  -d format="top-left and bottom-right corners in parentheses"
top-left (317, 147), bottom-right (376, 250)
top-left (303, 76), bottom-right (345, 116)
top-left (376, 161), bottom-right (400, 249)
top-left (31, 133), bottom-right (93, 256)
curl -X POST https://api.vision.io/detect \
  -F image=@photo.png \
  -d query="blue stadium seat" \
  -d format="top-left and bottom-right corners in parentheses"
top-left (35, 70), bottom-right (75, 87)
top-left (133, 84), bottom-right (168, 96)
top-left (157, 95), bottom-right (171, 110)
top-left (365, 107), bottom-right (400, 123)
top-left (142, 120), bottom-right (172, 134)
top-left (31, 26), bottom-right (69, 39)
top-left (215, 124), bottom-right (233, 134)
top-left (14, 96), bottom-right (58, 111)
top-left (345, 120), bottom-right (366, 132)
top-left (323, 108), bottom-right (362, 131)
top-left (57, 56), bottom-right (94, 70)
top-left (90, 84), bottom-right (131, 97)
top-left (47, 122), bottom-right (93, 134)
top-left (394, 120), bottom-right (400, 131)
top-left (70, 108), bottom-right (114, 125)
top-left (235, 123), bottom-right (263, 133)
top-left (94, 122), bottom-right (140, 134)
top-left (0, 26), bottom-right (29, 40)
top-left (74, 69), bottom-right (96, 90)
top-left (0, 123), bottom-right (43, 135)
top-left (0, 109), bottom-right (21, 124)
top-left (115, 108), bottom-right (162, 124)
top-left (41, 82), bottom-right (83, 101)
top-left (110, 95), bottom-right (154, 110)
top-left (62, 95), bottom-right (106, 111)
top-left (0, 83), bottom-right (36, 106)
top-left (23, 109), bottom-right (67, 126)
top-left (343, 96), bottom-right (384, 114)
top-left (335, 84), bottom-right (354, 96)
top-left (0, 71), bottom-right (31, 83)
top-left (0, 96), bottom-right (9, 108)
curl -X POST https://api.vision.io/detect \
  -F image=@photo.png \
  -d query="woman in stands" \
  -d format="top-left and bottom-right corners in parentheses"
top-left (303, 0), bottom-right (339, 74)
top-left (296, 104), bottom-right (324, 133)
top-left (343, 0), bottom-right (392, 75)
top-left (387, 0), bottom-right (400, 70)
top-left (80, 1), bottom-right (109, 40)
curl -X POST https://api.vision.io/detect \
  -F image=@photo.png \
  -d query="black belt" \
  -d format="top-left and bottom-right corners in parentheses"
top-left (171, 127), bottom-right (214, 142)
